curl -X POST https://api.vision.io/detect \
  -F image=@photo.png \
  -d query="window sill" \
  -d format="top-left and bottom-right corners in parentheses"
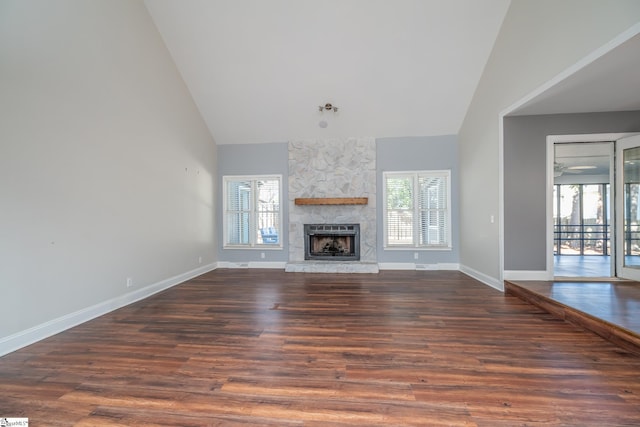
top-left (223, 245), bottom-right (283, 250)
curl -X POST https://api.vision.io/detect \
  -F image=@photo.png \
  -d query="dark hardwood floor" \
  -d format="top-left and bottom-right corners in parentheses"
top-left (505, 280), bottom-right (640, 356)
top-left (2, 269), bottom-right (640, 426)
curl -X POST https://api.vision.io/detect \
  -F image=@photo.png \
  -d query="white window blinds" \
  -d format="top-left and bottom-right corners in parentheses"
top-left (384, 171), bottom-right (451, 249)
top-left (224, 175), bottom-right (282, 248)
top-left (418, 174), bottom-right (449, 246)
top-left (385, 175), bottom-right (414, 246)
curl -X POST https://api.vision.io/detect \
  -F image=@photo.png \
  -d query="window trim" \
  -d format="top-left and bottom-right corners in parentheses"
top-left (222, 174), bottom-right (283, 250)
top-left (383, 170), bottom-right (452, 250)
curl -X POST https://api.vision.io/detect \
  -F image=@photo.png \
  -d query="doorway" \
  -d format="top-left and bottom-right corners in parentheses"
top-left (553, 141), bottom-right (614, 278)
top-left (549, 133), bottom-right (640, 279)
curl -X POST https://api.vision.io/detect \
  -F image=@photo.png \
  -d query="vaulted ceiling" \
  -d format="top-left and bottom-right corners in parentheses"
top-left (510, 32), bottom-right (640, 116)
top-left (145, 0), bottom-right (510, 145)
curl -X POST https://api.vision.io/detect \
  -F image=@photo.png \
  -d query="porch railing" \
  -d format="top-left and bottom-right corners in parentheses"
top-left (555, 223), bottom-right (640, 256)
top-left (554, 223), bottom-right (609, 255)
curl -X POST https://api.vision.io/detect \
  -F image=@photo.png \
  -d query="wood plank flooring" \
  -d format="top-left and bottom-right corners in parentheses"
top-left (505, 280), bottom-right (640, 355)
top-left (2, 269), bottom-right (640, 426)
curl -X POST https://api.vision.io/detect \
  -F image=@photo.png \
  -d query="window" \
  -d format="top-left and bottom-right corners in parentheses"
top-left (383, 170), bottom-right (451, 249)
top-left (223, 175), bottom-right (282, 248)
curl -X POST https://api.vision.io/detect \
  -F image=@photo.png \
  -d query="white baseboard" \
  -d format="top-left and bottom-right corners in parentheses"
top-left (378, 262), bottom-right (460, 271)
top-left (0, 263), bottom-right (217, 357)
top-left (248, 261), bottom-right (287, 269)
top-left (378, 262), bottom-right (416, 270)
top-left (218, 261), bottom-right (462, 272)
top-left (503, 270), bottom-right (551, 281)
top-left (459, 264), bottom-right (503, 291)
top-left (217, 261), bottom-right (287, 269)
top-left (419, 262), bottom-right (460, 271)
top-left (216, 261), bottom-right (248, 268)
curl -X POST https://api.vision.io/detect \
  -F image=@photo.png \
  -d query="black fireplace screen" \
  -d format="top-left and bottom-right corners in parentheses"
top-left (304, 224), bottom-right (360, 261)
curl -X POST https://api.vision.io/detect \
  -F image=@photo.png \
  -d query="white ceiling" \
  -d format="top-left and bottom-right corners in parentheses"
top-left (145, 0), bottom-right (510, 145)
top-left (510, 33), bottom-right (640, 116)
top-left (512, 33), bottom-right (640, 182)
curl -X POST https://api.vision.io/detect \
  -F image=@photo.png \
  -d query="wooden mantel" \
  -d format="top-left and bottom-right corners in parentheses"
top-left (294, 197), bottom-right (368, 206)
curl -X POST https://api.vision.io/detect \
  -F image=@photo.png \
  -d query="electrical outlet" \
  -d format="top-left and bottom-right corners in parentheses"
top-left (414, 252), bottom-right (419, 260)
top-left (261, 252), bottom-right (265, 259)
top-left (126, 277), bottom-right (133, 288)
top-left (198, 256), bottom-right (202, 264)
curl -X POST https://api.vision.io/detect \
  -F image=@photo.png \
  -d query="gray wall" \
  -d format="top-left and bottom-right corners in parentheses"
top-left (217, 142), bottom-right (289, 263)
top-left (504, 110), bottom-right (640, 270)
top-left (376, 136), bottom-right (460, 264)
top-left (457, 0), bottom-right (640, 286)
top-left (0, 0), bottom-right (217, 342)
top-left (218, 136), bottom-right (460, 266)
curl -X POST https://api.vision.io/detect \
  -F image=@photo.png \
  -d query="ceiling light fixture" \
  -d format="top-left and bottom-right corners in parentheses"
top-left (567, 165), bottom-right (597, 170)
top-left (319, 102), bottom-right (338, 112)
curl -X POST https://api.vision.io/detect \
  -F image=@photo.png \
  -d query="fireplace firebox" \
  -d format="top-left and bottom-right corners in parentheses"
top-left (304, 224), bottom-right (360, 261)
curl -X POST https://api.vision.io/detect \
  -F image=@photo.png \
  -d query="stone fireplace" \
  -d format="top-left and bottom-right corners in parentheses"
top-left (286, 138), bottom-right (378, 273)
top-left (304, 224), bottom-right (360, 261)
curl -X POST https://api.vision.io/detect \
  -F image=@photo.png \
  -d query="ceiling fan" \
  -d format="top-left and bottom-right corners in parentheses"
top-left (554, 162), bottom-right (596, 177)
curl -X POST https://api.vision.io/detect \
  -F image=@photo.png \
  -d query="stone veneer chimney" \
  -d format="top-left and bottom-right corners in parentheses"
top-left (287, 138), bottom-right (377, 272)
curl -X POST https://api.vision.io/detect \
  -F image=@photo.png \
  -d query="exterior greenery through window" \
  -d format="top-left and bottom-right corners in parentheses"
top-left (223, 175), bottom-right (282, 248)
top-left (383, 170), bottom-right (451, 249)
top-left (553, 183), bottom-right (610, 256)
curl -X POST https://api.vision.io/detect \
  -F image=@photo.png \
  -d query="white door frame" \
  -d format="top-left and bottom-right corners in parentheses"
top-left (615, 134), bottom-right (640, 281)
top-left (546, 133), bottom-right (637, 280)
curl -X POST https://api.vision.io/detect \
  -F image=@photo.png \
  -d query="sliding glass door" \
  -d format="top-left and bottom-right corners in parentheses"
top-left (617, 135), bottom-right (640, 281)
